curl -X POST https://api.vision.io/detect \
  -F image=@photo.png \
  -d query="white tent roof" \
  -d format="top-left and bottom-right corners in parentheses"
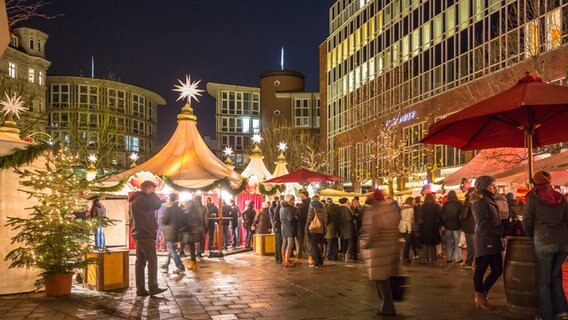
top-left (494, 150), bottom-right (568, 185)
top-left (270, 152), bottom-right (301, 194)
top-left (0, 127), bottom-right (29, 157)
top-left (241, 145), bottom-right (273, 182)
top-left (111, 103), bottom-right (242, 190)
top-left (442, 148), bottom-right (528, 186)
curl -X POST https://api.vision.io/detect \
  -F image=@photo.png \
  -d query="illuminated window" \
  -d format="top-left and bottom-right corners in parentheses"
top-left (242, 117), bottom-right (250, 133)
top-left (8, 62), bottom-right (16, 78)
top-left (411, 29), bottom-right (420, 56)
top-left (545, 8), bottom-right (562, 50)
top-left (433, 14), bottom-right (443, 44)
top-left (458, 0), bottom-right (469, 30)
top-left (525, 19), bottom-right (539, 57)
top-left (28, 68), bottom-right (34, 83)
top-left (38, 71), bottom-right (44, 85)
top-left (473, 0), bottom-right (483, 22)
top-left (422, 22), bottom-right (431, 50)
top-left (338, 146), bottom-right (351, 182)
top-left (294, 98), bottom-right (310, 127)
top-left (446, 6), bottom-right (456, 36)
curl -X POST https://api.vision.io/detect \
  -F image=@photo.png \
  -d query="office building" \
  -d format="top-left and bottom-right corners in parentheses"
top-left (322, 0), bottom-right (568, 192)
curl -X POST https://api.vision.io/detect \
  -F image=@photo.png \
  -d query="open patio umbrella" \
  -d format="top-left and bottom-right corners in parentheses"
top-left (421, 74), bottom-right (568, 181)
top-left (263, 168), bottom-right (342, 184)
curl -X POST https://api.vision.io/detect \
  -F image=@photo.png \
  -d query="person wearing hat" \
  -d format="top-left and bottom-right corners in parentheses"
top-left (252, 202), bottom-right (271, 235)
top-left (471, 175), bottom-right (502, 311)
top-left (523, 171), bottom-right (568, 320)
top-left (280, 195), bottom-right (298, 267)
top-left (129, 180), bottom-right (167, 297)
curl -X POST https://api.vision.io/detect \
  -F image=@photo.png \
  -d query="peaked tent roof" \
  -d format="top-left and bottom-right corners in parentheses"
top-left (241, 145), bottom-right (273, 182)
top-left (270, 151), bottom-right (301, 193)
top-left (111, 103), bottom-right (243, 190)
top-left (441, 148), bottom-right (527, 186)
top-left (494, 150), bottom-right (568, 184)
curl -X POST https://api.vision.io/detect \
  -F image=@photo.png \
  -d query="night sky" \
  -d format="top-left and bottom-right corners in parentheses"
top-left (24, 1), bottom-right (334, 145)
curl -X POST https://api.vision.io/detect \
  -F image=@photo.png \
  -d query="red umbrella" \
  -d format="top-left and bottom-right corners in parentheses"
top-left (263, 168), bottom-right (342, 184)
top-left (421, 74), bottom-right (568, 179)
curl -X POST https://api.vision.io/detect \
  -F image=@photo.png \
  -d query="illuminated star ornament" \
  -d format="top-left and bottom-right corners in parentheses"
top-left (88, 154), bottom-right (97, 163)
top-left (129, 152), bottom-right (139, 162)
top-left (277, 142), bottom-right (288, 152)
top-left (251, 133), bottom-right (262, 144)
top-left (223, 147), bottom-right (234, 157)
top-left (0, 93), bottom-right (26, 119)
top-left (173, 75), bottom-right (204, 104)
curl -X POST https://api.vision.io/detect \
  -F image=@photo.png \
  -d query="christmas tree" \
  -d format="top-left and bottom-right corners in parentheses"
top-left (4, 144), bottom-right (114, 289)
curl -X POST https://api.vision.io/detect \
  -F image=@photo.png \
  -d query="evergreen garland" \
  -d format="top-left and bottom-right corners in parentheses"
top-left (258, 182), bottom-right (285, 196)
top-left (161, 175), bottom-right (247, 196)
top-left (0, 141), bottom-right (57, 169)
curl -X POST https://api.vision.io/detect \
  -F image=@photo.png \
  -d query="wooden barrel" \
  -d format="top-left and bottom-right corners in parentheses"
top-left (504, 236), bottom-right (539, 311)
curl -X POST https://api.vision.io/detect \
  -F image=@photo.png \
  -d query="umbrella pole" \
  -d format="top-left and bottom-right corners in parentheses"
top-left (527, 132), bottom-right (534, 185)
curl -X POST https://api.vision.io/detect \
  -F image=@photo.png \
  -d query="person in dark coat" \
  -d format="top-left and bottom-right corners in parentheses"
top-left (441, 190), bottom-right (463, 263)
top-left (205, 197), bottom-right (219, 251)
top-left (270, 196), bottom-right (282, 263)
top-left (252, 202), bottom-right (271, 234)
top-left (90, 197), bottom-right (107, 250)
top-left (159, 193), bottom-right (185, 274)
top-left (242, 201), bottom-right (256, 249)
top-left (194, 196), bottom-right (208, 257)
top-left (460, 187), bottom-right (476, 268)
top-left (180, 199), bottom-right (204, 270)
top-left (523, 171), bottom-right (568, 320)
top-left (229, 199), bottom-right (241, 248)
top-left (221, 201), bottom-right (233, 250)
top-left (351, 196), bottom-right (362, 260)
top-left (324, 199), bottom-right (340, 260)
top-left (280, 195), bottom-right (298, 267)
top-left (129, 180), bottom-right (166, 296)
top-left (471, 175), bottom-right (502, 311)
top-left (296, 191), bottom-right (310, 263)
top-left (306, 195), bottom-right (326, 268)
top-left (419, 193), bottom-right (441, 263)
top-left (338, 197), bottom-right (355, 262)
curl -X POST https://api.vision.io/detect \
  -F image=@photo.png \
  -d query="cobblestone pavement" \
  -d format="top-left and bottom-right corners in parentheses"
top-left (0, 251), bottom-right (535, 320)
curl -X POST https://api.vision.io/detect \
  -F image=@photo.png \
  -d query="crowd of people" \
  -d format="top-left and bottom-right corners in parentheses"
top-left (127, 173), bottom-right (568, 320)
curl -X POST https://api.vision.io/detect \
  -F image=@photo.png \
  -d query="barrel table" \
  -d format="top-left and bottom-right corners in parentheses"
top-left (503, 236), bottom-right (538, 311)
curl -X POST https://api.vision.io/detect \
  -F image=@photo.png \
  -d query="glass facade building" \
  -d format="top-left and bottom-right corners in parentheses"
top-left (324, 0), bottom-right (568, 189)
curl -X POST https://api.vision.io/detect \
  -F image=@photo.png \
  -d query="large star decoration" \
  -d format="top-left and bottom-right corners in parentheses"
top-left (129, 152), bottom-right (139, 162)
top-left (88, 154), bottom-right (98, 163)
top-left (173, 75), bottom-right (204, 104)
top-left (251, 133), bottom-right (262, 144)
top-left (277, 142), bottom-right (288, 152)
top-left (223, 147), bottom-right (233, 157)
top-left (0, 93), bottom-right (26, 119)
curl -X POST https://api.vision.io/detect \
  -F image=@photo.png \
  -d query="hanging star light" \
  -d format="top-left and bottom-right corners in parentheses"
top-left (0, 92), bottom-right (26, 119)
top-left (88, 154), bottom-right (97, 163)
top-left (173, 75), bottom-right (204, 104)
top-left (251, 133), bottom-right (262, 144)
top-left (223, 146), bottom-right (233, 157)
top-left (277, 141), bottom-right (288, 152)
top-left (129, 152), bottom-right (139, 162)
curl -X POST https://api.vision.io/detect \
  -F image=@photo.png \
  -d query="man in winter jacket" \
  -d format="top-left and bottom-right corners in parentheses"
top-left (194, 196), bottom-right (208, 257)
top-left (296, 191), bottom-right (310, 262)
top-left (129, 181), bottom-right (166, 296)
top-left (270, 196), bottom-right (282, 263)
top-left (338, 197), bottom-right (355, 262)
top-left (242, 201), bottom-right (256, 249)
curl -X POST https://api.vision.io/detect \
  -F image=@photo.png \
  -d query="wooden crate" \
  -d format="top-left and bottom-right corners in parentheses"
top-left (84, 248), bottom-right (129, 291)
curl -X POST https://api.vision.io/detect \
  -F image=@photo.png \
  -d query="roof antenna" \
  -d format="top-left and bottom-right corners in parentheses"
top-left (91, 56), bottom-right (95, 78)
top-left (280, 47), bottom-right (284, 70)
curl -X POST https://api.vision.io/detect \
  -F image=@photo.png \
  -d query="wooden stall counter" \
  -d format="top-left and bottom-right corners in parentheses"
top-left (253, 234), bottom-right (275, 256)
top-left (84, 247), bottom-right (129, 291)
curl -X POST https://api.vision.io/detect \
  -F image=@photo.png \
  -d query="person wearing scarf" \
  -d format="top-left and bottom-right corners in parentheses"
top-left (523, 171), bottom-right (568, 320)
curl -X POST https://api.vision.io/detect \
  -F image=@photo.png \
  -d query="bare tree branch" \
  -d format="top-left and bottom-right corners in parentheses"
top-left (6, 0), bottom-right (61, 27)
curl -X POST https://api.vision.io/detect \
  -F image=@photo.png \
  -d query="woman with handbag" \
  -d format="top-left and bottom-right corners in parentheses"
top-left (306, 195), bottom-right (325, 268)
top-left (360, 189), bottom-right (401, 317)
top-left (523, 171), bottom-right (568, 320)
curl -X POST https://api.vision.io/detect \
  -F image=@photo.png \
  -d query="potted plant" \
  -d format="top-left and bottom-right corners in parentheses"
top-left (4, 144), bottom-right (114, 296)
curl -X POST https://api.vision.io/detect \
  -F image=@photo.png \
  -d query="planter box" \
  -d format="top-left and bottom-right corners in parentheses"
top-left (253, 234), bottom-right (275, 256)
top-left (84, 248), bottom-right (129, 291)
